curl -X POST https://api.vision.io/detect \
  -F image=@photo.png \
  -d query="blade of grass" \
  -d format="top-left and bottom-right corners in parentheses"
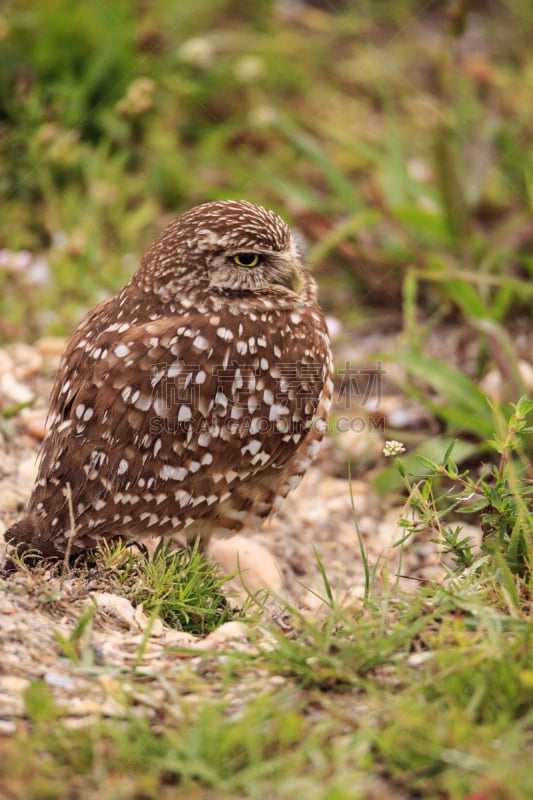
top-left (348, 462), bottom-right (370, 602)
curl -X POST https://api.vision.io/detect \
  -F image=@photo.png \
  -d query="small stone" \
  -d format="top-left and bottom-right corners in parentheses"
top-left (67, 697), bottom-right (107, 717)
top-left (134, 604), bottom-right (164, 636)
top-left (518, 359), bottom-right (533, 390)
top-left (481, 360), bottom-right (533, 401)
top-left (302, 589), bottom-right (329, 613)
top-left (335, 425), bottom-right (384, 467)
top-left (0, 373), bottom-right (33, 406)
top-left (0, 349), bottom-right (13, 376)
top-left (479, 368), bottom-right (501, 401)
top-left (0, 485), bottom-right (26, 512)
top-left (0, 674), bottom-right (31, 696)
top-left (0, 597), bottom-right (19, 615)
top-left (208, 535), bottom-right (283, 599)
top-left (159, 628), bottom-right (197, 648)
top-left (197, 621), bottom-right (249, 650)
top-left (92, 593), bottom-right (138, 629)
top-left (408, 652), bottom-right (434, 667)
top-left (210, 620), bottom-right (249, 640)
top-left (11, 344), bottom-right (43, 379)
top-left (318, 476), bottom-right (369, 516)
top-left (357, 515), bottom-right (379, 537)
top-left (36, 337), bottom-right (66, 358)
top-left (379, 395), bottom-right (432, 429)
top-left (44, 671), bottom-right (76, 689)
top-left (17, 457), bottom-right (38, 492)
top-left (20, 409), bottom-right (48, 440)
top-left (376, 506), bottom-right (407, 546)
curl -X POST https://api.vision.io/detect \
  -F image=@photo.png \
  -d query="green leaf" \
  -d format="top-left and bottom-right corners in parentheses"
top-left (383, 352), bottom-right (494, 439)
top-left (393, 206), bottom-right (451, 245)
top-left (444, 280), bottom-right (489, 319)
top-left (373, 437), bottom-right (480, 495)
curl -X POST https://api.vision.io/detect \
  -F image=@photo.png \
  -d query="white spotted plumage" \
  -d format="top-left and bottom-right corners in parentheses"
top-left (6, 200), bottom-right (333, 558)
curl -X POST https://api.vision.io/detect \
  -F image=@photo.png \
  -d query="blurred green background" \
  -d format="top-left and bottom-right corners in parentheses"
top-left (1, 0), bottom-right (532, 342)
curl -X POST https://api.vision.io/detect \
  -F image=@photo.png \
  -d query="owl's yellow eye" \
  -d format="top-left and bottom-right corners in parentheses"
top-left (232, 253), bottom-right (261, 268)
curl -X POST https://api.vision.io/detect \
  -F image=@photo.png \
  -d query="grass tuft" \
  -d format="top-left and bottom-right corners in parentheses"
top-left (93, 537), bottom-right (238, 635)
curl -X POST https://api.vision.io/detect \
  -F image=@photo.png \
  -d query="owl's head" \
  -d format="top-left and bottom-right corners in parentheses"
top-left (138, 200), bottom-right (306, 297)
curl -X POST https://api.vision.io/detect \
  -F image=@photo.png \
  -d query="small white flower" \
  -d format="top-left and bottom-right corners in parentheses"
top-left (383, 440), bottom-right (406, 458)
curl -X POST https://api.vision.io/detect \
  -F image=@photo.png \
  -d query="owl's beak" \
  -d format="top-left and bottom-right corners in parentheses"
top-left (278, 258), bottom-right (304, 295)
top-left (288, 267), bottom-right (304, 295)
top-left (267, 253), bottom-right (305, 295)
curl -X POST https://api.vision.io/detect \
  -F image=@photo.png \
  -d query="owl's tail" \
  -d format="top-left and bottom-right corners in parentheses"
top-left (4, 515), bottom-right (64, 560)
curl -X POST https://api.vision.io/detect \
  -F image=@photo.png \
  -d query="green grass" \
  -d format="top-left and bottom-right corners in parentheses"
top-left (2, 1), bottom-right (533, 337)
top-left (93, 538), bottom-right (238, 634)
top-left (4, 404), bottom-right (533, 798)
top-left (2, 560), bottom-right (532, 799)
top-left (11, 536), bottom-right (240, 637)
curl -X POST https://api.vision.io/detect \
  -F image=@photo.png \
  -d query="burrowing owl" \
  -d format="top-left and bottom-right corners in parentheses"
top-left (6, 201), bottom-right (333, 558)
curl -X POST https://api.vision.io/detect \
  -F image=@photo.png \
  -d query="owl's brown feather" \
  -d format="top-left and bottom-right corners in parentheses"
top-left (6, 201), bottom-right (333, 558)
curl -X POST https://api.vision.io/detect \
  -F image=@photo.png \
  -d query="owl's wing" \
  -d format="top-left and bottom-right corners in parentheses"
top-left (29, 304), bottom-right (329, 547)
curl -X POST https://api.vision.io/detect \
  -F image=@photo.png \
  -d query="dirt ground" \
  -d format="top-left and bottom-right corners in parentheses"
top-left (0, 321), bottom-right (482, 733)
